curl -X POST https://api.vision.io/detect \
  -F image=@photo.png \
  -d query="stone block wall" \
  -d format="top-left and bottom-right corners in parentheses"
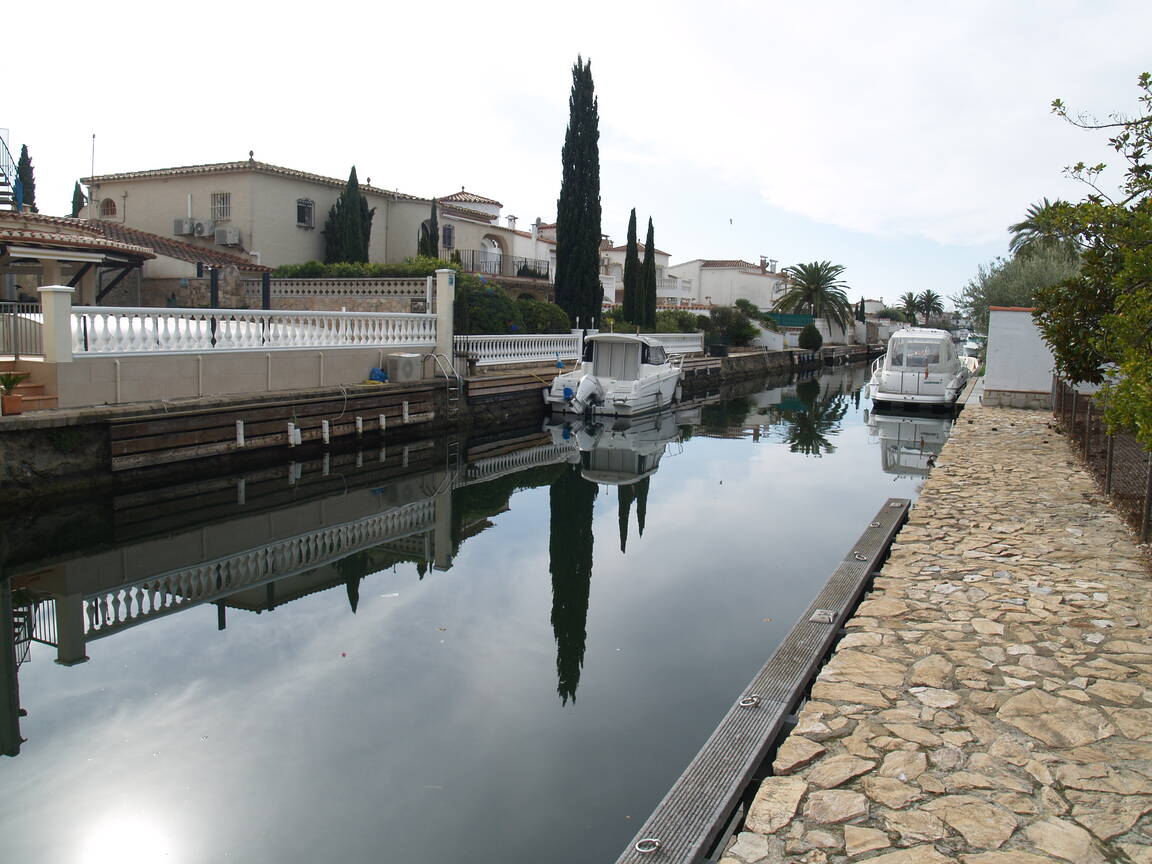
top-left (982, 389), bottom-right (1052, 410)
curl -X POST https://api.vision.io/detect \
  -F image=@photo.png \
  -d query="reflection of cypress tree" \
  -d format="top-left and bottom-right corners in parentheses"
top-left (635, 477), bottom-right (649, 537)
top-left (549, 464), bottom-right (597, 705)
top-left (618, 483), bottom-right (635, 552)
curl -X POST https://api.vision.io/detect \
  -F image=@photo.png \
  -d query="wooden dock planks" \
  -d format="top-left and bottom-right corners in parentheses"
top-left (614, 498), bottom-right (911, 864)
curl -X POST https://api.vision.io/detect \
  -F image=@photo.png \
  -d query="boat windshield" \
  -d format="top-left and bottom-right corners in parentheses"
top-left (643, 344), bottom-right (668, 365)
top-left (887, 339), bottom-right (953, 372)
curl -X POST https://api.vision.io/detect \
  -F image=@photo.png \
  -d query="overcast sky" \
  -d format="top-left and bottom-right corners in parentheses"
top-left (8, 0), bottom-right (1149, 307)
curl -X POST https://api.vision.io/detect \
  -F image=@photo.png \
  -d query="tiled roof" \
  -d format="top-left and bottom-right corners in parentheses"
top-left (83, 160), bottom-right (428, 202)
top-left (440, 203), bottom-right (498, 223)
top-left (605, 243), bottom-right (670, 256)
top-left (439, 189), bottom-right (503, 207)
top-left (0, 217), bottom-right (155, 259)
top-left (86, 221), bottom-right (271, 271)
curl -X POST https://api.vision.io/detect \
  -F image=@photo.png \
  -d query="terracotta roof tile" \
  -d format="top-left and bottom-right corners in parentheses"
top-left (86, 221), bottom-right (271, 271)
top-left (700, 259), bottom-right (761, 269)
top-left (440, 203), bottom-right (498, 223)
top-left (439, 189), bottom-right (503, 207)
top-left (0, 214), bottom-right (155, 259)
top-left (605, 243), bottom-right (670, 256)
top-left (83, 160), bottom-right (427, 202)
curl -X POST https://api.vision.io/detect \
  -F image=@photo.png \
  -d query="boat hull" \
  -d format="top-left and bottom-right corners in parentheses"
top-left (544, 369), bottom-right (682, 417)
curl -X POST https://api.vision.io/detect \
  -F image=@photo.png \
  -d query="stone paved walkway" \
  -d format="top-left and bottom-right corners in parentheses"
top-left (724, 405), bottom-right (1152, 864)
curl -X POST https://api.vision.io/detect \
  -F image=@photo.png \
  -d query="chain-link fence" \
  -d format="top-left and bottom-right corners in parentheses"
top-left (1053, 378), bottom-right (1152, 542)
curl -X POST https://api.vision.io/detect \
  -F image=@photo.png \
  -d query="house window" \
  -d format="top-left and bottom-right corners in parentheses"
top-left (211, 192), bottom-right (231, 222)
top-left (99, 198), bottom-right (117, 218)
top-left (442, 224), bottom-right (454, 249)
top-left (296, 198), bottom-right (314, 228)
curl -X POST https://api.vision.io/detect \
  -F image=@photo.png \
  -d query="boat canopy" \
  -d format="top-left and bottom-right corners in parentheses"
top-left (885, 330), bottom-right (959, 374)
top-left (582, 334), bottom-right (668, 379)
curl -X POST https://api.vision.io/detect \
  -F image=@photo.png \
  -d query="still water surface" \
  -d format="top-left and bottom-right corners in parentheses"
top-left (1, 366), bottom-right (952, 863)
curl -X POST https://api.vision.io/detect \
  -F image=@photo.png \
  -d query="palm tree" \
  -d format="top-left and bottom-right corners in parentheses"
top-left (899, 291), bottom-right (920, 324)
top-left (777, 261), bottom-right (853, 332)
top-left (917, 290), bottom-right (944, 324)
top-left (1008, 198), bottom-right (1076, 258)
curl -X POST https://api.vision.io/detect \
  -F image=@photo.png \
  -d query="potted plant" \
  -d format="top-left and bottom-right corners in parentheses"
top-left (0, 372), bottom-right (30, 416)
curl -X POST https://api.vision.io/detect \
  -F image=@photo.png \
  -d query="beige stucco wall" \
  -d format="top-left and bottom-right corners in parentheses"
top-left (87, 169), bottom-right (431, 269)
top-left (667, 262), bottom-right (786, 309)
top-left (50, 346), bottom-right (433, 408)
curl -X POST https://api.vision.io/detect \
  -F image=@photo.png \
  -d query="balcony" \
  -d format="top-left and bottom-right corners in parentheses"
top-left (599, 274), bottom-right (695, 303)
top-left (447, 249), bottom-right (553, 282)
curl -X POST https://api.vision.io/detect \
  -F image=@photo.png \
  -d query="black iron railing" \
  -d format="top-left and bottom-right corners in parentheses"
top-left (445, 248), bottom-right (553, 281)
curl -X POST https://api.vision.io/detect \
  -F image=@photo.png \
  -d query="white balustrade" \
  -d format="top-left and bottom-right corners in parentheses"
top-left (83, 499), bottom-right (436, 637)
top-left (72, 306), bottom-right (436, 354)
top-left (454, 333), bottom-right (582, 367)
top-left (640, 332), bottom-right (705, 354)
top-left (241, 277), bottom-right (430, 301)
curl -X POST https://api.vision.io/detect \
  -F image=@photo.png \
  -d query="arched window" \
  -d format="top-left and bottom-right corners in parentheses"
top-left (99, 198), bottom-right (117, 218)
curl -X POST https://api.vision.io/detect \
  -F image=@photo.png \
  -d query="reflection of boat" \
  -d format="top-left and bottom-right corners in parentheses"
top-left (546, 410), bottom-right (688, 485)
top-left (866, 409), bottom-right (953, 476)
top-left (867, 327), bottom-right (969, 409)
top-left (544, 333), bottom-right (683, 417)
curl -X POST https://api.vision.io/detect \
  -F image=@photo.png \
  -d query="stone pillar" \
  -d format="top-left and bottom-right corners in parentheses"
top-left (434, 268), bottom-right (455, 359)
top-left (54, 594), bottom-right (89, 666)
top-left (37, 285), bottom-right (75, 364)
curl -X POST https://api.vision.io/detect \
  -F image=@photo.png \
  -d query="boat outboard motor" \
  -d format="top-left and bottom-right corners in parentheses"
top-left (570, 374), bottom-right (605, 414)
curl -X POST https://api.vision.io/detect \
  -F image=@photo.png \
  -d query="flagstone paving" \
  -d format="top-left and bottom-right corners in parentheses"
top-left (724, 405), bottom-right (1152, 864)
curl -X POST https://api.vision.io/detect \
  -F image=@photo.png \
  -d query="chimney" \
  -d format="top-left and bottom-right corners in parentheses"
top-left (507, 215), bottom-right (517, 231)
top-left (769, 259), bottom-right (778, 273)
top-left (532, 217), bottom-right (541, 240)
top-left (759, 256), bottom-right (767, 274)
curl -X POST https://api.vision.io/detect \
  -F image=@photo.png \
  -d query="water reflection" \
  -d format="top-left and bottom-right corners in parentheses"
top-left (0, 366), bottom-right (930, 864)
top-left (865, 410), bottom-right (955, 477)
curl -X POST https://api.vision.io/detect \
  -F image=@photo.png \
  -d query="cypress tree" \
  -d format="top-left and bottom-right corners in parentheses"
top-left (16, 144), bottom-right (37, 213)
top-left (641, 217), bottom-right (657, 328)
top-left (418, 199), bottom-right (439, 259)
top-left (555, 56), bottom-right (603, 328)
top-left (622, 208), bottom-right (640, 324)
top-left (70, 181), bottom-right (87, 218)
top-left (323, 167), bottom-right (374, 263)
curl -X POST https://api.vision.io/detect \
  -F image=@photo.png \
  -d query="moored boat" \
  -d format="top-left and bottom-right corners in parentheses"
top-left (866, 327), bottom-right (969, 409)
top-left (543, 333), bottom-right (683, 417)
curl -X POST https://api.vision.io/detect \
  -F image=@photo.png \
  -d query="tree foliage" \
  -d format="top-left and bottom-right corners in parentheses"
top-left (323, 167), bottom-right (374, 263)
top-left (555, 56), bottom-right (603, 328)
top-left (917, 290), bottom-right (944, 322)
top-left (705, 306), bottom-right (758, 346)
top-left (622, 208), bottom-right (640, 324)
top-left (1030, 72), bottom-right (1152, 444)
top-left (899, 292), bottom-right (920, 324)
top-left (418, 199), bottom-right (439, 258)
top-left (641, 217), bottom-right (657, 328)
top-left (954, 246), bottom-right (1081, 333)
top-left (777, 261), bottom-right (853, 331)
top-left (516, 296), bottom-right (571, 333)
top-left (70, 181), bottom-right (86, 218)
top-left (16, 144), bottom-right (36, 213)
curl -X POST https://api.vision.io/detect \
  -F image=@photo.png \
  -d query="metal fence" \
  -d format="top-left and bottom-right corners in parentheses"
top-left (0, 301), bottom-right (43, 358)
top-left (1053, 378), bottom-right (1152, 542)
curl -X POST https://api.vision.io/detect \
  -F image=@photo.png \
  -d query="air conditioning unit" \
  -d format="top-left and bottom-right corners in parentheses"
top-left (385, 353), bottom-right (423, 383)
top-left (173, 218), bottom-right (195, 235)
top-left (192, 219), bottom-right (214, 237)
top-left (215, 225), bottom-right (241, 246)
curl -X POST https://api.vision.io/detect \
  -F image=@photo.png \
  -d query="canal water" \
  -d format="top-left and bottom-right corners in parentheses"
top-left (0, 366), bottom-right (953, 863)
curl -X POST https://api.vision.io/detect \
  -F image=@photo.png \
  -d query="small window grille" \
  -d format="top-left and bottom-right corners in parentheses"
top-left (297, 198), bottom-right (314, 228)
top-left (99, 198), bottom-right (117, 217)
top-left (211, 192), bottom-right (231, 222)
top-left (442, 224), bottom-right (455, 249)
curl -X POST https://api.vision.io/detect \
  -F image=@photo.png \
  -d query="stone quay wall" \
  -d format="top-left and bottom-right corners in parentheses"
top-left (725, 405), bottom-right (1152, 864)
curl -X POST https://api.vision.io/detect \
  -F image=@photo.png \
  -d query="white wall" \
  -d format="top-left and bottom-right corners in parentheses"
top-left (985, 308), bottom-right (1053, 394)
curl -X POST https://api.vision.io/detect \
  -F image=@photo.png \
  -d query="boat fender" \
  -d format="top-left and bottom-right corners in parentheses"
top-left (563, 386), bottom-right (574, 401)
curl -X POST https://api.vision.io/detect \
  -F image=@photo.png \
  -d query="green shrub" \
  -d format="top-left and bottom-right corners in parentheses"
top-left (654, 309), bottom-right (700, 333)
top-left (455, 280), bottom-right (524, 335)
top-left (705, 306), bottom-right (758, 347)
top-left (516, 297), bottom-right (571, 333)
top-left (798, 321), bottom-right (823, 350)
top-left (273, 256), bottom-right (457, 279)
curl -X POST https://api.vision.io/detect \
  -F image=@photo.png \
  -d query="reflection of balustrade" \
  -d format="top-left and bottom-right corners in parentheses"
top-left (72, 306), bottom-right (437, 354)
top-left (460, 442), bottom-right (579, 487)
top-left (83, 499), bottom-right (436, 638)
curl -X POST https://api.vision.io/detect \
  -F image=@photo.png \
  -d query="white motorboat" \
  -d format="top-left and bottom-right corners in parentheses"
top-left (544, 333), bottom-right (683, 417)
top-left (867, 327), bottom-right (969, 409)
top-left (960, 333), bottom-right (986, 358)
